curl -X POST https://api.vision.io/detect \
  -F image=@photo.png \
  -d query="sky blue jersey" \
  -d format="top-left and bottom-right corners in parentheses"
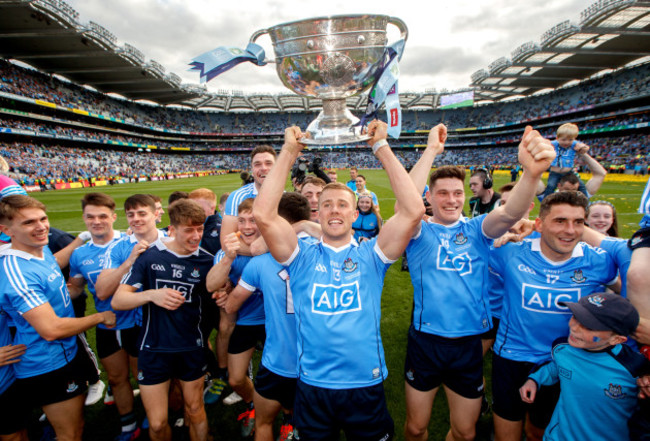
top-left (283, 237), bottom-right (394, 389)
top-left (224, 183), bottom-right (256, 217)
top-left (598, 238), bottom-right (631, 298)
top-left (69, 231), bottom-right (136, 330)
top-left (406, 215), bottom-right (494, 337)
top-left (529, 339), bottom-right (650, 441)
top-left (550, 140), bottom-right (578, 168)
top-left (214, 251), bottom-right (264, 325)
top-left (490, 239), bottom-right (618, 363)
top-left (0, 247), bottom-right (77, 378)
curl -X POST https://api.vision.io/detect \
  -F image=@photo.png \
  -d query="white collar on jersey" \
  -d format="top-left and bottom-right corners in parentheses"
top-left (128, 229), bottom-right (166, 243)
top-left (426, 215), bottom-right (467, 228)
top-left (153, 237), bottom-right (201, 257)
top-left (0, 246), bottom-right (45, 260)
top-left (321, 237), bottom-right (359, 253)
top-left (90, 230), bottom-right (122, 248)
top-left (531, 237), bottom-right (584, 265)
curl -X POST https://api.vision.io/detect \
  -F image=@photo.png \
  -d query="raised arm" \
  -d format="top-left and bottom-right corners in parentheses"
top-left (580, 152), bottom-right (607, 196)
top-left (206, 233), bottom-right (239, 292)
top-left (483, 127), bottom-right (556, 238)
top-left (370, 120), bottom-right (425, 260)
top-left (253, 127), bottom-right (303, 263)
top-left (408, 124), bottom-right (447, 194)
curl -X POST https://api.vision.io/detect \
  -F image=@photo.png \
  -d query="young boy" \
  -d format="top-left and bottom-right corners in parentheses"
top-left (541, 123), bottom-right (589, 198)
top-left (520, 292), bottom-right (650, 441)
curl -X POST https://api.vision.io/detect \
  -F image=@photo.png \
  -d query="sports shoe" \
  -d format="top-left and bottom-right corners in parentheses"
top-left (223, 391), bottom-right (243, 405)
top-left (104, 385), bottom-right (115, 405)
top-left (85, 380), bottom-right (106, 406)
top-left (237, 408), bottom-right (255, 438)
top-left (203, 378), bottom-right (227, 404)
top-left (114, 427), bottom-right (141, 441)
top-left (277, 423), bottom-right (295, 441)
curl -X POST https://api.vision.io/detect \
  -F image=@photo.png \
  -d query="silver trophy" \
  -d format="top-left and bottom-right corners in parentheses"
top-left (250, 15), bottom-right (407, 145)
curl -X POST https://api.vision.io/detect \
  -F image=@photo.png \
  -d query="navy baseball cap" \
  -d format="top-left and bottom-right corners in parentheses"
top-left (560, 293), bottom-right (639, 336)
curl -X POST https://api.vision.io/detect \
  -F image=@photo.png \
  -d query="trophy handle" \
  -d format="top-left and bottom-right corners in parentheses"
top-left (387, 17), bottom-right (409, 43)
top-left (249, 28), bottom-right (275, 64)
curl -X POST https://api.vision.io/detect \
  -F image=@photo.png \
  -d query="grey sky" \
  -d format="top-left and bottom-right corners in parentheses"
top-left (64, 0), bottom-right (595, 94)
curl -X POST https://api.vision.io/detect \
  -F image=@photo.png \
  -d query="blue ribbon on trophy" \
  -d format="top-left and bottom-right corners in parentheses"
top-left (189, 43), bottom-right (266, 83)
top-left (358, 39), bottom-right (405, 139)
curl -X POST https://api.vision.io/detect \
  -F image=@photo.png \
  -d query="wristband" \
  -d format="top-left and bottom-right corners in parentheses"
top-left (78, 231), bottom-right (92, 242)
top-left (372, 139), bottom-right (389, 155)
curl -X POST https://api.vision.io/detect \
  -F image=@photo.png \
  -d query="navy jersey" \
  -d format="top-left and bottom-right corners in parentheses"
top-left (352, 211), bottom-right (380, 242)
top-left (284, 237), bottom-right (394, 389)
top-left (214, 251), bottom-right (264, 326)
top-left (490, 239), bottom-right (618, 363)
top-left (0, 309), bottom-right (14, 394)
top-left (406, 216), bottom-right (493, 337)
top-left (200, 213), bottom-right (222, 255)
top-left (121, 240), bottom-right (214, 352)
top-left (69, 231), bottom-right (137, 330)
top-left (224, 183), bottom-right (256, 217)
top-left (0, 247), bottom-right (77, 378)
top-left (529, 340), bottom-right (650, 441)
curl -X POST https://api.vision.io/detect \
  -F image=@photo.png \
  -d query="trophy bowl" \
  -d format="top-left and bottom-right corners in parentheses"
top-left (250, 14), bottom-right (407, 145)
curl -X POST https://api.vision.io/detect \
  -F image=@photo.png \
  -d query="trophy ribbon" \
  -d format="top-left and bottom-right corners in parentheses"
top-left (189, 43), bottom-right (266, 83)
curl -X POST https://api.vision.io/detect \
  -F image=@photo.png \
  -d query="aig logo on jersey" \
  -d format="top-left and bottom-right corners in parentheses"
top-left (311, 281), bottom-right (361, 315)
top-left (436, 246), bottom-right (472, 276)
top-left (155, 279), bottom-right (195, 302)
top-left (522, 284), bottom-right (580, 314)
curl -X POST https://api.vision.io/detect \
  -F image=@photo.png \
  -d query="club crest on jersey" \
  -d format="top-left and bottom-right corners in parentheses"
top-left (630, 235), bottom-right (642, 247)
top-left (570, 270), bottom-right (587, 284)
top-left (311, 281), bottom-right (361, 315)
top-left (191, 269), bottom-right (200, 278)
top-left (453, 233), bottom-right (468, 245)
top-left (210, 230), bottom-right (218, 237)
top-left (66, 381), bottom-right (78, 393)
top-left (604, 383), bottom-right (625, 400)
top-left (137, 371), bottom-right (144, 381)
top-left (588, 294), bottom-right (605, 307)
top-left (342, 258), bottom-right (357, 273)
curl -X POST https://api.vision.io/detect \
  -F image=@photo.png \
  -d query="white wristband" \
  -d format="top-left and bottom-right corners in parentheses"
top-left (372, 139), bottom-right (389, 155)
top-left (78, 231), bottom-right (92, 242)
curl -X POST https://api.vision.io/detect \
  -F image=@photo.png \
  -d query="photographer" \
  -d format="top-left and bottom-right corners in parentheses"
top-left (290, 155), bottom-right (330, 191)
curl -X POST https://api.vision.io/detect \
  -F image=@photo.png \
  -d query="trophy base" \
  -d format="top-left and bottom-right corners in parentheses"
top-left (303, 100), bottom-right (371, 145)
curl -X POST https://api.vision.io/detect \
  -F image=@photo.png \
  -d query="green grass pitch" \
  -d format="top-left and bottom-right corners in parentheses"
top-left (27, 170), bottom-right (648, 440)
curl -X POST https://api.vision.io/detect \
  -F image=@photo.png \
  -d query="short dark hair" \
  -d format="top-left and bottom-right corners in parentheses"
top-left (558, 173), bottom-right (580, 187)
top-left (124, 194), bottom-right (156, 212)
top-left (147, 194), bottom-right (162, 204)
top-left (238, 198), bottom-right (254, 214)
top-left (81, 193), bottom-right (115, 211)
top-left (168, 191), bottom-right (189, 205)
top-left (499, 182), bottom-right (516, 193)
top-left (301, 176), bottom-right (326, 189)
top-left (278, 193), bottom-right (310, 224)
top-left (539, 191), bottom-right (588, 218)
top-left (429, 166), bottom-right (466, 188)
top-left (250, 145), bottom-right (276, 161)
top-left (168, 199), bottom-right (206, 227)
top-left (0, 195), bottom-right (46, 223)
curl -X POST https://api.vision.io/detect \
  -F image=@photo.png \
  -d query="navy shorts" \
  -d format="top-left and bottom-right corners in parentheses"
top-left (492, 353), bottom-right (559, 427)
top-left (228, 324), bottom-right (265, 355)
top-left (294, 380), bottom-right (394, 441)
top-left (0, 381), bottom-right (29, 435)
top-left (16, 345), bottom-right (89, 407)
top-left (404, 326), bottom-right (484, 399)
top-left (254, 362), bottom-right (297, 411)
top-left (96, 326), bottom-right (140, 359)
top-left (137, 348), bottom-right (206, 386)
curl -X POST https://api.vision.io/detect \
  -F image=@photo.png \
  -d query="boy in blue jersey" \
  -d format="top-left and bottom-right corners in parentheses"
top-left (489, 191), bottom-right (619, 441)
top-left (112, 199), bottom-right (213, 441)
top-left (206, 198), bottom-right (264, 436)
top-left (222, 192), bottom-right (311, 441)
top-left (0, 195), bottom-right (116, 441)
top-left (541, 123), bottom-right (590, 198)
top-left (403, 125), bottom-right (556, 441)
top-left (67, 193), bottom-right (141, 441)
top-left (254, 121), bottom-right (425, 441)
top-left (520, 293), bottom-right (650, 441)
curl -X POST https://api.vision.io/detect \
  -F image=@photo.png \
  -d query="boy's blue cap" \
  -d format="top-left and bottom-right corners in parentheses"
top-left (560, 293), bottom-right (639, 336)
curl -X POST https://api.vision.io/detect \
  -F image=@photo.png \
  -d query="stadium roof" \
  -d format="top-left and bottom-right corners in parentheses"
top-left (0, 0), bottom-right (648, 111)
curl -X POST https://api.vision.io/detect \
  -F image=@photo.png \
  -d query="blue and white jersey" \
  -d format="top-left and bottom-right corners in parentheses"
top-left (550, 140), bottom-right (578, 169)
top-left (490, 239), bottom-right (618, 364)
top-left (214, 251), bottom-right (264, 326)
top-left (121, 240), bottom-right (214, 352)
top-left (0, 309), bottom-right (15, 395)
top-left (0, 247), bottom-right (77, 378)
top-left (637, 177), bottom-right (650, 216)
top-left (352, 211), bottom-right (380, 242)
top-left (70, 231), bottom-right (137, 330)
top-left (422, 185), bottom-right (429, 198)
top-left (239, 253), bottom-right (297, 378)
top-left (224, 183), bottom-right (257, 217)
top-left (406, 215), bottom-right (493, 337)
top-left (283, 237), bottom-right (394, 389)
top-left (598, 238), bottom-right (631, 298)
top-left (529, 339), bottom-right (650, 441)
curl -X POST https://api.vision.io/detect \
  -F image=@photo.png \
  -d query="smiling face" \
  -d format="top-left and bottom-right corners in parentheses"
top-left (301, 183), bottom-right (323, 222)
top-left (355, 176), bottom-right (366, 192)
top-left (251, 152), bottom-right (275, 189)
top-left (567, 316), bottom-right (624, 350)
top-left (587, 203), bottom-right (614, 235)
top-left (535, 204), bottom-right (585, 262)
top-left (169, 222), bottom-right (204, 255)
top-left (427, 177), bottom-right (465, 225)
top-left (237, 209), bottom-right (260, 245)
top-left (154, 201), bottom-right (164, 224)
top-left (319, 187), bottom-right (358, 245)
top-left (1, 207), bottom-right (50, 254)
top-left (556, 135), bottom-right (575, 149)
top-left (82, 204), bottom-right (116, 242)
top-left (357, 197), bottom-right (372, 213)
top-left (125, 204), bottom-right (157, 238)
